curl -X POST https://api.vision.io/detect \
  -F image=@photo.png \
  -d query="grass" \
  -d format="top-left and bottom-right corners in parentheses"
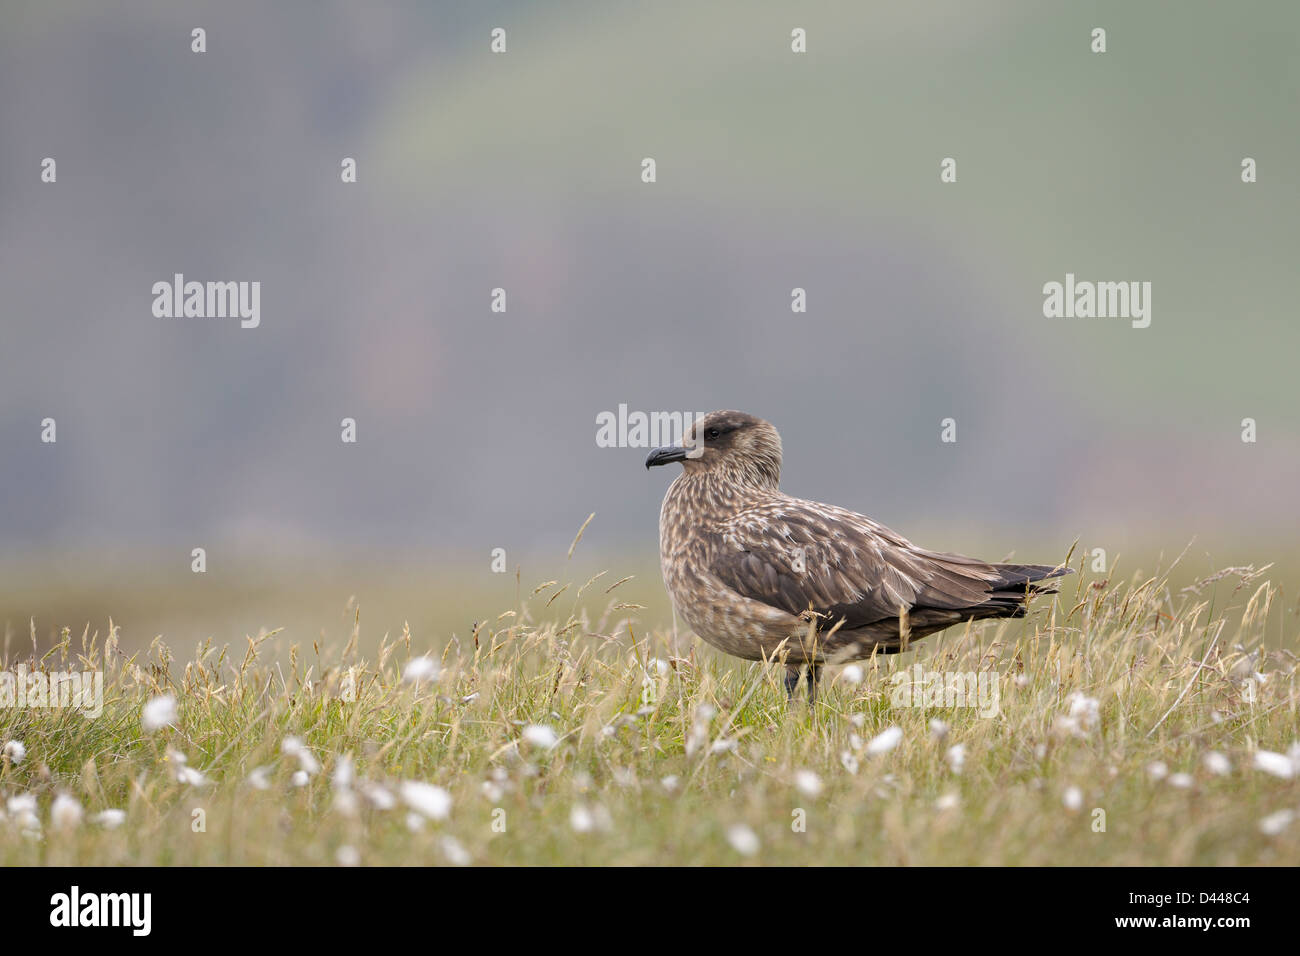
top-left (1, 554), bottom-right (1297, 866)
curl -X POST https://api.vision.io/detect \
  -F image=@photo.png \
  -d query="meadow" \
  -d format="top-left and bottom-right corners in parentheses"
top-left (1, 549), bottom-right (1297, 866)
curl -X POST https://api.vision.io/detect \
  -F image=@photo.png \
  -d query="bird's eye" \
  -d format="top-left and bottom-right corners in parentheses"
top-left (706, 427), bottom-right (720, 440)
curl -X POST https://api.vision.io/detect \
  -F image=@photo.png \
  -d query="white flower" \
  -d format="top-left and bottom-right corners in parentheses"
top-left (521, 724), bottom-right (559, 750)
top-left (332, 754), bottom-right (355, 790)
top-left (866, 726), bottom-right (902, 756)
top-left (935, 792), bottom-right (961, 811)
top-left (291, 770), bottom-right (310, 788)
top-left (946, 743), bottom-right (966, 775)
top-left (929, 719), bottom-right (950, 741)
top-left (794, 770), bottom-right (823, 798)
top-left (1259, 809), bottom-right (1295, 837)
top-left (570, 804), bottom-right (595, 833)
top-left (335, 845), bottom-right (361, 867)
top-left (400, 781), bottom-right (452, 820)
top-left (90, 809), bottom-right (126, 829)
top-left (2, 740), bottom-right (26, 764)
top-left (50, 793), bottom-right (82, 831)
top-left (1063, 786), bottom-right (1084, 812)
top-left (176, 765), bottom-right (208, 787)
top-left (281, 736), bottom-right (320, 775)
top-left (1203, 752), bottom-right (1231, 776)
top-left (1253, 750), bottom-right (1295, 780)
top-left (1147, 760), bottom-right (1169, 781)
top-left (7, 794), bottom-right (40, 832)
top-left (1052, 716), bottom-right (1081, 737)
top-left (660, 775), bottom-right (680, 793)
top-left (726, 823), bottom-right (760, 856)
top-left (141, 694), bottom-right (177, 732)
top-left (1167, 773), bottom-right (1193, 789)
top-left (402, 656), bottom-right (440, 684)
top-left (841, 664), bottom-right (864, 686)
top-left (247, 766), bottom-right (273, 790)
top-left (440, 836), bottom-right (471, 866)
top-left (1066, 693), bottom-right (1100, 731)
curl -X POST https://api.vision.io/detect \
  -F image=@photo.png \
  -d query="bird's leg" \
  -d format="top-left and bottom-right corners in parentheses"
top-left (784, 663), bottom-right (823, 705)
top-left (806, 663), bottom-right (822, 704)
top-left (783, 664), bottom-right (803, 701)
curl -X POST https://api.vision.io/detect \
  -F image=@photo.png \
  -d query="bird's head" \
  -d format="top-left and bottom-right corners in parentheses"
top-left (645, 410), bottom-right (782, 488)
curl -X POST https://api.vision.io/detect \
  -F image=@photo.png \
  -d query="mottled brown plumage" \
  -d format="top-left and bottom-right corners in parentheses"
top-left (646, 410), bottom-right (1070, 700)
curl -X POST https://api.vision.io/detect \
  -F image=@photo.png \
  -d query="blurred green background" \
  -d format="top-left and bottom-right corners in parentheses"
top-left (1, 2), bottom-right (1296, 653)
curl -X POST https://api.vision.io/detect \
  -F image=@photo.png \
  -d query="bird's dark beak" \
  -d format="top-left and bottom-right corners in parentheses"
top-left (645, 445), bottom-right (688, 469)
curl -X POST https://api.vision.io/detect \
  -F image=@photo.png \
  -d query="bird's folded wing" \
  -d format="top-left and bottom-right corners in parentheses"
top-left (709, 499), bottom-right (1005, 629)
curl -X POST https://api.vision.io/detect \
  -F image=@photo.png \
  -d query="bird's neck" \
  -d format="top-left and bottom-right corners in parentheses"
top-left (667, 468), bottom-right (779, 517)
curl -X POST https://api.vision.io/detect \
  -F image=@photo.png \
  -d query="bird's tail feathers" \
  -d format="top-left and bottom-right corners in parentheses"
top-left (991, 562), bottom-right (1073, 596)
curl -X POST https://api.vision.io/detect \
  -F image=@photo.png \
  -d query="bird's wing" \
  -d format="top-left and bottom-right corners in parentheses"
top-left (708, 497), bottom-right (1009, 629)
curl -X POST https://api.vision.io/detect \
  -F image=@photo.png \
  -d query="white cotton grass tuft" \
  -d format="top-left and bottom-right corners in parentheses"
top-left (1146, 760), bottom-right (1169, 781)
top-left (946, 743), bottom-right (966, 775)
top-left (569, 803), bottom-right (614, 834)
top-left (794, 770), bottom-right (823, 798)
top-left (400, 781), bottom-right (452, 820)
top-left (332, 753), bottom-right (355, 790)
top-left (176, 766), bottom-right (209, 787)
top-left (402, 655), bottom-right (440, 685)
top-left (570, 804), bottom-right (596, 833)
top-left (2, 740), bottom-right (26, 764)
top-left (361, 782), bottom-right (396, 811)
top-left (1066, 693), bottom-right (1100, 731)
top-left (929, 719), bottom-right (950, 741)
top-left (1063, 786), bottom-right (1084, 812)
top-left (935, 792), bottom-right (961, 811)
top-left (246, 766), bottom-right (273, 790)
top-left (1252, 750), bottom-right (1295, 780)
top-left (840, 664), bottom-right (864, 686)
top-left (1258, 809), bottom-right (1295, 837)
top-left (50, 793), bottom-right (82, 831)
top-left (290, 770), bottom-right (310, 788)
top-left (281, 736), bottom-right (321, 775)
top-left (1203, 752), bottom-right (1231, 776)
top-left (90, 809), bottom-right (126, 829)
top-left (141, 694), bottom-right (178, 733)
top-left (7, 793), bottom-right (40, 833)
top-left (335, 845), bottom-right (361, 867)
top-left (521, 724), bottom-right (559, 750)
top-left (726, 823), bottom-right (760, 856)
top-left (645, 657), bottom-right (671, 678)
top-left (866, 726), bottom-right (902, 756)
top-left (1167, 772), bottom-right (1193, 789)
top-left (440, 835), bottom-right (471, 866)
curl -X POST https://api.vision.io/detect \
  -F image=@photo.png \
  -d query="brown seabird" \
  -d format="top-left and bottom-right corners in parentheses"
top-left (646, 410), bottom-right (1070, 702)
